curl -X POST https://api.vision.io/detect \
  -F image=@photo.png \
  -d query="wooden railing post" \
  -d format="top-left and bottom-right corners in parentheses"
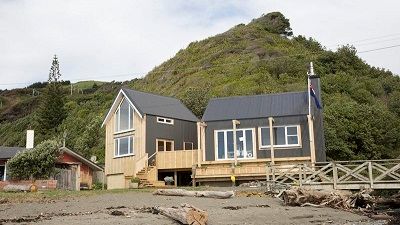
top-left (332, 162), bottom-right (338, 190)
top-left (368, 161), bottom-right (374, 189)
top-left (266, 163), bottom-right (270, 191)
top-left (299, 164), bottom-right (303, 187)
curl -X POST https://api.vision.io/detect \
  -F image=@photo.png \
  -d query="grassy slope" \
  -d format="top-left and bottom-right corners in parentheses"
top-left (1, 14), bottom-right (400, 162)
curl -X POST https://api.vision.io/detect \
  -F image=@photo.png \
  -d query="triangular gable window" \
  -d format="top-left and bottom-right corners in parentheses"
top-left (114, 98), bottom-right (134, 132)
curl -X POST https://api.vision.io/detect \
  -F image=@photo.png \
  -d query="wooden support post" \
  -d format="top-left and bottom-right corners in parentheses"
top-left (266, 163), bottom-right (270, 191)
top-left (197, 122), bottom-right (201, 167)
top-left (307, 115), bottom-right (316, 165)
top-left (268, 117), bottom-right (275, 165)
top-left (192, 165), bottom-right (196, 187)
top-left (368, 161), bottom-right (374, 189)
top-left (332, 162), bottom-right (338, 190)
top-left (201, 122), bottom-right (206, 164)
top-left (232, 120), bottom-right (240, 166)
top-left (174, 171), bottom-right (178, 187)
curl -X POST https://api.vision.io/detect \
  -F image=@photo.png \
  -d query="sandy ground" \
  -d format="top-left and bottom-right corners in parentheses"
top-left (0, 189), bottom-right (386, 225)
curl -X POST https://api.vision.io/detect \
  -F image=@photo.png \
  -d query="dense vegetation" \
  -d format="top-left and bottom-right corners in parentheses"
top-left (1, 12), bottom-right (400, 162)
top-left (7, 140), bottom-right (61, 179)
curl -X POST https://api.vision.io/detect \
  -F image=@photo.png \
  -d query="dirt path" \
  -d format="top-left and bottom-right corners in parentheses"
top-left (0, 190), bottom-right (385, 225)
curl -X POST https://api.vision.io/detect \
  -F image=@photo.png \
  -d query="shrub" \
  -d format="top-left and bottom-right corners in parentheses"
top-left (7, 140), bottom-right (61, 180)
top-left (130, 177), bottom-right (141, 184)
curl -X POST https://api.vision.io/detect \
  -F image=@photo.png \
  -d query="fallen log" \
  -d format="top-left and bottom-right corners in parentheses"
top-left (282, 188), bottom-right (357, 209)
top-left (155, 203), bottom-right (208, 225)
top-left (153, 189), bottom-right (234, 199)
top-left (3, 184), bottom-right (34, 192)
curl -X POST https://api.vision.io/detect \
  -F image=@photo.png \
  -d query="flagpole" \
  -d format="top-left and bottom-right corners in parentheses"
top-left (307, 61), bottom-right (316, 166)
top-left (307, 62), bottom-right (314, 116)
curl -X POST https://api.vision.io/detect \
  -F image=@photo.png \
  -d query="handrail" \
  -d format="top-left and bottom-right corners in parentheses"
top-left (147, 151), bottom-right (158, 168)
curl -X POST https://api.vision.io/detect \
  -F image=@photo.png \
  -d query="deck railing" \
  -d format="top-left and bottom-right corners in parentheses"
top-left (156, 150), bottom-right (198, 170)
top-left (267, 159), bottom-right (400, 190)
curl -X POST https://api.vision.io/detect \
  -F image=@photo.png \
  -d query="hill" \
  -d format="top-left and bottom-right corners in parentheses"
top-left (1, 12), bottom-right (400, 162)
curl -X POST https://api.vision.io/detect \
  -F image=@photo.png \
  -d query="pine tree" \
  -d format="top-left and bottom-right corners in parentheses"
top-left (36, 55), bottom-right (67, 139)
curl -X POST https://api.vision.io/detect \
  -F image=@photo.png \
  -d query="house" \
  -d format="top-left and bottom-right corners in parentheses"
top-left (103, 75), bottom-right (325, 188)
top-left (0, 147), bottom-right (26, 181)
top-left (0, 131), bottom-right (103, 190)
top-left (56, 147), bottom-right (103, 190)
top-left (195, 74), bottom-right (325, 184)
top-left (102, 88), bottom-right (199, 189)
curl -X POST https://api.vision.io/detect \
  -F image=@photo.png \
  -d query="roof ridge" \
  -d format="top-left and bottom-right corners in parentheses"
top-left (122, 88), bottom-right (179, 101)
top-left (209, 91), bottom-right (307, 101)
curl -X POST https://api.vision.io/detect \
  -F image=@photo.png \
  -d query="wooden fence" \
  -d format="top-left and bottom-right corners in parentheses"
top-left (266, 160), bottom-right (400, 190)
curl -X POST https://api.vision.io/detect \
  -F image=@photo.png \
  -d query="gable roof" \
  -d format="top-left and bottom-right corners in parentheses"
top-left (0, 146), bottom-right (27, 159)
top-left (102, 88), bottom-right (198, 126)
top-left (202, 91), bottom-right (308, 122)
top-left (60, 147), bottom-right (103, 171)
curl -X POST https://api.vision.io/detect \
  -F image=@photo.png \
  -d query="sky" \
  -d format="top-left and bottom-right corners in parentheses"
top-left (0, 0), bottom-right (399, 89)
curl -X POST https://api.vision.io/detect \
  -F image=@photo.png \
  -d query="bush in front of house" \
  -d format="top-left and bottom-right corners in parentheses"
top-left (131, 177), bottom-right (141, 184)
top-left (7, 140), bottom-right (61, 180)
top-left (91, 181), bottom-right (106, 190)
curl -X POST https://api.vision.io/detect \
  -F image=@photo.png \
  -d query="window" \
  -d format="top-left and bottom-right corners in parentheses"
top-left (259, 125), bottom-right (300, 148)
top-left (114, 136), bottom-right (134, 157)
top-left (114, 98), bottom-right (134, 133)
top-left (157, 117), bottom-right (174, 125)
top-left (157, 139), bottom-right (174, 151)
top-left (183, 142), bottom-right (194, 150)
top-left (215, 129), bottom-right (254, 160)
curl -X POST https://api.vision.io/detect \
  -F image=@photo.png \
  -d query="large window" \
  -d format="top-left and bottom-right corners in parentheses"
top-left (260, 125), bottom-right (300, 148)
top-left (215, 129), bottom-right (254, 160)
top-left (115, 98), bottom-right (134, 133)
top-left (114, 136), bottom-right (134, 157)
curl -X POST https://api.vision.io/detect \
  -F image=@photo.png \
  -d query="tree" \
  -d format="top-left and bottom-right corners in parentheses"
top-left (253, 12), bottom-right (293, 36)
top-left (181, 86), bottom-right (211, 118)
top-left (7, 140), bottom-right (61, 180)
top-left (36, 55), bottom-right (67, 139)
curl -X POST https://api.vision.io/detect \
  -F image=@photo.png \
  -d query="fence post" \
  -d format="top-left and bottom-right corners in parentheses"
top-left (368, 161), bottom-right (374, 189)
top-left (332, 162), bottom-right (338, 190)
top-left (299, 164), bottom-right (303, 187)
top-left (266, 163), bottom-right (270, 191)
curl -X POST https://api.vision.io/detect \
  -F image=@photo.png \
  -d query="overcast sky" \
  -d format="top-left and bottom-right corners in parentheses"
top-left (1, 0), bottom-right (399, 89)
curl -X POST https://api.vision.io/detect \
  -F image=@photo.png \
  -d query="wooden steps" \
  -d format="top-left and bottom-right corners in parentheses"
top-left (136, 166), bottom-right (165, 188)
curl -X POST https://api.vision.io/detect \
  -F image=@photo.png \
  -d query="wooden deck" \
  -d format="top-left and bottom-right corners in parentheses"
top-left (267, 160), bottom-right (400, 190)
top-left (195, 157), bottom-right (311, 181)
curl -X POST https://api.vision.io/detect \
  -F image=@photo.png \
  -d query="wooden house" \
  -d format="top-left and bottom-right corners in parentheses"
top-left (103, 76), bottom-right (325, 188)
top-left (195, 75), bottom-right (325, 184)
top-left (0, 145), bottom-right (103, 190)
top-left (102, 88), bottom-right (199, 189)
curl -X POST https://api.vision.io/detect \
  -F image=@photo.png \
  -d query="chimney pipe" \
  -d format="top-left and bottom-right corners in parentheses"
top-left (26, 130), bottom-right (34, 149)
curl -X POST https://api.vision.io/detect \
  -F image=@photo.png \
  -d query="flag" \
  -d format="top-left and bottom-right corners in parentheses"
top-left (310, 85), bottom-right (322, 109)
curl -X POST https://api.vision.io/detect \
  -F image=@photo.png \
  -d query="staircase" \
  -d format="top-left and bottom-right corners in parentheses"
top-left (136, 166), bottom-right (165, 188)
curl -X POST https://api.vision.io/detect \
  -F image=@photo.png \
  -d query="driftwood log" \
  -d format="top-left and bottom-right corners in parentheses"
top-left (281, 188), bottom-right (373, 209)
top-left (3, 184), bottom-right (35, 192)
top-left (155, 203), bottom-right (208, 225)
top-left (154, 189), bottom-right (234, 199)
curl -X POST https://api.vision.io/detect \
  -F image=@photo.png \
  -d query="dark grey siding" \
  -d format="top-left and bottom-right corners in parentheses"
top-left (145, 115), bottom-right (198, 156)
top-left (204, 116), bottom-right (313, 161)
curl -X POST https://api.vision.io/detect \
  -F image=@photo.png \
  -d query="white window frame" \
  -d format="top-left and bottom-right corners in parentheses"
top-left (114, 136), bottom-right (134, 158)
top-left (114, 98), bottom-right (134, 134)
top-left (214, 128), bottom-right (255, 161)
top-left (259, 125), bottom-right (301, 149)
top-left (157, 117), bottom-right (174, 125)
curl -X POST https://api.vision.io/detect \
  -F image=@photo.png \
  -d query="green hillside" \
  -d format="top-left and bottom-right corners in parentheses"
top-left (1, 12), bottom-right (400, 162)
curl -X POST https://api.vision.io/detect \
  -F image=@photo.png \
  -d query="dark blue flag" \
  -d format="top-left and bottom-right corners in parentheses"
top-left (310, 85), bottom-right (322, 109)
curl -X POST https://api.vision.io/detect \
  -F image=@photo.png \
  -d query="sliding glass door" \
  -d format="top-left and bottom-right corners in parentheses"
top-left (216, 129), bottom-right (254, 160)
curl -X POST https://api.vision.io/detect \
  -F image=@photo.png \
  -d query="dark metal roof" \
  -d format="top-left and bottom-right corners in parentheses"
top-left (122, 88), bottom-right (198, 122)
top-left (202, 91), bottom-right (308, 121)
top-left (0, 146), bottom-right (26, 159)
